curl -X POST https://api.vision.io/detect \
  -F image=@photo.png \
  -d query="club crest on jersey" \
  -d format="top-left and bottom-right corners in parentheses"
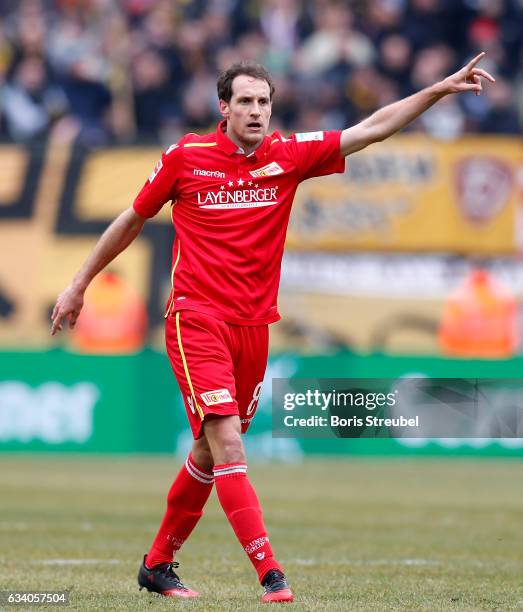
top-left (149, 158), bottom-right (163, 183)
top-left (201, 388), bottom-right (233, 406)
top-left (249, 162), bottom-right (284, 178)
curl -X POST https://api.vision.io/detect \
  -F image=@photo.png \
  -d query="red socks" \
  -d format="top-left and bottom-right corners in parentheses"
top-left (146, 453), bottom-right (214, 567)
top-left (146, 456), bottom-right (283, 583)
top-left (213, 463), bottom-right (282, 583)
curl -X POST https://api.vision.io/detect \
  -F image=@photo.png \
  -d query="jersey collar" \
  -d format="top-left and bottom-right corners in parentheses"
top-left (216, 120), bottom-right (271, 161)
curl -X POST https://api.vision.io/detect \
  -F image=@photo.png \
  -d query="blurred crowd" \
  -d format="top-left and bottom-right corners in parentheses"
top-left (0, 0), bottom-right (522, 147)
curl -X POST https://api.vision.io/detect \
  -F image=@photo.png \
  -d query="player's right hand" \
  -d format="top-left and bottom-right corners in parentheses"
top-left (442, 51), bottom-right (495, 96)
top-left (51, 285), bottom-right (84, 335)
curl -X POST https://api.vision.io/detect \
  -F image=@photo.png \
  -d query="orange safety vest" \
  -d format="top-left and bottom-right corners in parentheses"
top-left (71, 271), bottom-right (147, 354)
top-left (438, 269), bottom-right (517, 358)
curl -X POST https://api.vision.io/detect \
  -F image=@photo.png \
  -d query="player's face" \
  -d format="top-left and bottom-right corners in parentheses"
top-left (220, 75), bottom-right (272, 153)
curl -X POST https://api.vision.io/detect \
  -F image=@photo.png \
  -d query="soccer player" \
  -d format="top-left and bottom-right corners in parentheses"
top-left (51, 54), bottom-right (493, 603)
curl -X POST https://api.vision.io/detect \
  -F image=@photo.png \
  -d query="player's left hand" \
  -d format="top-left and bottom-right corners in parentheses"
top-left (442, 51), bottom-right (495, 96)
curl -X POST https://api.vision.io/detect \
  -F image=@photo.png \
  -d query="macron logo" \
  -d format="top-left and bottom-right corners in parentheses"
top-left (193, 168), bottom-right (226, 179)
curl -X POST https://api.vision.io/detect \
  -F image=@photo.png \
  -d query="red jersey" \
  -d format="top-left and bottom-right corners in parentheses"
top-left (133, 120), bottom-right (345, 325)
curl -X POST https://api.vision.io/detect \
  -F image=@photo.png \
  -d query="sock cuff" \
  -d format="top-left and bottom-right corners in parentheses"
top-left (185, 453), bottom-right (214, 484)
top-left (258, 560), bottom-right (283, 585)
top-left (213, 463), bottom-right (248, 478)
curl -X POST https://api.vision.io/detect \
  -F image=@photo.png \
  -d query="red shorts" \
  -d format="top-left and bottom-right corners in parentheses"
top-left (165, 310), bottom-right (269, 439)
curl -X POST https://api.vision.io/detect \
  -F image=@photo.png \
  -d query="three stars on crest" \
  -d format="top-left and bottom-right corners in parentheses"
top-left (220, 179), bottom-right (258, 190)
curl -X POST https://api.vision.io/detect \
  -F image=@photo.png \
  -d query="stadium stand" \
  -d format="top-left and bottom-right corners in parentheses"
top-left (0, 0), bottom-right (521, 146)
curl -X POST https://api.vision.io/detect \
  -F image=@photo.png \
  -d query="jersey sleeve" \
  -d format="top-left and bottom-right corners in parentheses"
top-left (133, 143), bottom-right (183, 218)
top-left (287, 130), bottom-right (346, 181)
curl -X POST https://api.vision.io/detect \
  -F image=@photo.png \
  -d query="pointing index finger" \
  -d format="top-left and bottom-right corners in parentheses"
top-left (467, 51), bottom-right (486, 70)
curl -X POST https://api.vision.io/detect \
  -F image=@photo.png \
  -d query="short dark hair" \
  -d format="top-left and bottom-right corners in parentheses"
top-left (217, 62), bottom-right (275, 103)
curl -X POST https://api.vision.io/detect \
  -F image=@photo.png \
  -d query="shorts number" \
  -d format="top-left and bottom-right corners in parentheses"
top-left (246, 382), bottom-right (263, 416)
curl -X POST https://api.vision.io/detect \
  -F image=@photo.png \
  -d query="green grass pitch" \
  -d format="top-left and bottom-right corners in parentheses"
top-left (0, 456), bottom-right (522, 611)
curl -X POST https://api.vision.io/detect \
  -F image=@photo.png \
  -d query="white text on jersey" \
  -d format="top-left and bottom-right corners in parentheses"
top-left (193, 168), bottom-right (226, 179)
top-left (197, 186), bottom-right (279, 209)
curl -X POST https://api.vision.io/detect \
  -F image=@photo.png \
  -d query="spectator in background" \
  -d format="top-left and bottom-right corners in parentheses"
top-left (175, 19), bottom-right (209, 77)
top-left (377, 34), bottom-right (414, 97)
top-left (468, 0), bottom-right (523, 79)
top-left (132, 49), bottom-right (177, 139)
top-left (344, 66), bottom-right (384, 124)
top-left (1, 55), bottom-right (67, 141)
top-left (201, 5), bottom-right (234, 58)
top-left (259, 0), bottom-right (312, 74)
top-left (418, 95), bottom-right (466, 140)
top-left (180, 69), bottom-right (220, 129)
top-left (47, 8), bottom-right (113, 146)
top-left (60, 57), bottom-right (112, 147)
top-left (295, 2), bottom-right (374, 76)
top-left (138, 1), bottom-right (187, 91)
top-left (361, 0), bottom-right (404, 39)
top-left (410, 44), bottom-right (467, 139)
top-left (466, 10), bottom-right (507, 76)
top-left (478, 76), bottom-right (520, 134)
top-left (403, 0), bottom-right (449, 51)
top-left (3, 0), bottom-right (48, 63)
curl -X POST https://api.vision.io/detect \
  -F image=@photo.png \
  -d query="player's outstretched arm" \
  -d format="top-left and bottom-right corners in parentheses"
top-left (340, 51), bottom-right (495, 157)
top-left (50, 206), bottom-right (146, 335)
